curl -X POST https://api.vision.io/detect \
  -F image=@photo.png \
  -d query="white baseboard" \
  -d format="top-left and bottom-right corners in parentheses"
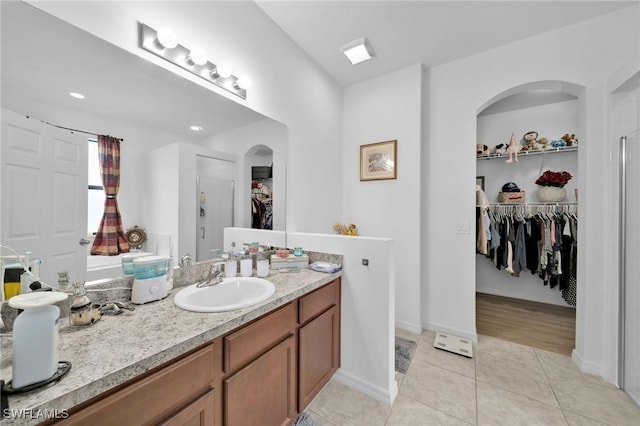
top-left (395, 320), bottom-right (422, 335)
top-left (422, 321), bottom-right (477, 343)
top-left (571, 349), bottom-right (614, 384)
top-left (332, 369), bottom-right (398, 406)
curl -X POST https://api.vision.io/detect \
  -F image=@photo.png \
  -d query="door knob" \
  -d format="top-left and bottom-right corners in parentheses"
top-left (79, 238), bottom-right (91, 246)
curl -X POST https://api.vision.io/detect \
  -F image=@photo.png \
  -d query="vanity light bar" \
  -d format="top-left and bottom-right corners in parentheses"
top-left (139, 23), bottom-right (247, 99)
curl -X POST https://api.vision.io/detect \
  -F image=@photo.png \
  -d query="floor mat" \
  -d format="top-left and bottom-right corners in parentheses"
top-left (395, 336), bottom-right (417, 373)
top-left (293, 411), bottom-right (321, 426)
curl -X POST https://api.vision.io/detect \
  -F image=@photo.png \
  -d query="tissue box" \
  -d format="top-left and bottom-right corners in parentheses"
top-left (270, 254), bottom-right (309, 269)
top-left (498, 191), bottom-right (525, 203)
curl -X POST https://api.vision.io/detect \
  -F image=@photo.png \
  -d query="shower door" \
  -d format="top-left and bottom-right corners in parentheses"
top-left (620, 132), bottom-right (640, 405)
top-left (196, 176), bottom-right (234, 262)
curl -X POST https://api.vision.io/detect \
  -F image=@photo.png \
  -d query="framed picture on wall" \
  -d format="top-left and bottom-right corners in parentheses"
top-left (476, 176), bottom-right (485, 191)
top-left (360, 140), bottom-right (397, 181)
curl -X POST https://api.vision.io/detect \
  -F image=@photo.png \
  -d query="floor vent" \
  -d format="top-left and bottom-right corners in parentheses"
top-left (433, 332), bottom-right (473, 358)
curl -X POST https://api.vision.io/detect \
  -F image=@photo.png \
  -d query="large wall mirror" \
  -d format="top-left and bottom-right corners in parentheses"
top-left (0, 1), bottom-right (287, 287)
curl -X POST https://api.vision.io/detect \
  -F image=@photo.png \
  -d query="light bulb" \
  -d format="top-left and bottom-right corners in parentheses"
top-left (156, 27), bottom-right (177, 49)
top-left (236, 75), bottom-right (252, 90)
top-left (186, 47), bottom-right (207, 66)
top-left (216, 62), bottom-right (232, 79)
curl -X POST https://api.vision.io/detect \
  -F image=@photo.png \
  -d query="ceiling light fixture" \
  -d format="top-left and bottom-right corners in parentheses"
top-left (341, 37), bottom-right (375, 65)
top-left (69, 92), bottom-right (85, 99)
top-left (139, 23), bottom-right (249, 99)
top-left (190, 125), bottom-right (203, 132)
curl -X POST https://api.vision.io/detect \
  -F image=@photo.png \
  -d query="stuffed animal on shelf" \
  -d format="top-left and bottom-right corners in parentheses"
top-left (538, 137), bottom-right (550, 150)
top-left (551, 139), bottom-right (567, 148)
top-left (523, 131), bottom-right (539, 151)
top-left (561, 133), bottom-right (578, 146)
top-left (476, 143), bottom-right (490, 157)
top-left (494, 143), bottom-right (508, 155)
top-left (505, 132), bottom-right (519, 163)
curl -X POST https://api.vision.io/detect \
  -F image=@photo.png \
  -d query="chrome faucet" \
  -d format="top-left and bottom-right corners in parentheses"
top-left (196, 261), bottom-right (226, 288)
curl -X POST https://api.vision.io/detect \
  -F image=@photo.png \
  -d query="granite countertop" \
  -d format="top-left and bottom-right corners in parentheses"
top-left (0, 268), bottom-right (341, 425)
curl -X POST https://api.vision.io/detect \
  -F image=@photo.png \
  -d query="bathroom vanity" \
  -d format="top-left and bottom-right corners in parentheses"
top-left (0, 270), bottom-right (341, 426)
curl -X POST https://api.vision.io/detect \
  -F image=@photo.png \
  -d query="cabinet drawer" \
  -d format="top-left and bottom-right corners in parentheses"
top-left (60, 343), bottom-right (215, 426)
top-left (224, 303), bottom-right (296, 373)
top-left (299, 278), bottom-right (340, 325)
top-left (159, 389), bottom-right (215, 426)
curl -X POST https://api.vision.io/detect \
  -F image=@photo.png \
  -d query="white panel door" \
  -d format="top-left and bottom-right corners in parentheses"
top-left (1, 109), bottom-right (87, 287)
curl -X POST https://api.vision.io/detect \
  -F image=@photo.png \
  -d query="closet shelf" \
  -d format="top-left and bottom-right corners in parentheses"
top-left (477, 146), bottom-right (578, 161)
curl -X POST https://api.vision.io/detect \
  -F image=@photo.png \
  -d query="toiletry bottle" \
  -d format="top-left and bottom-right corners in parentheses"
top-left (240, 257), bottom-right (253, 277)
top-left (225, 250), bottom-right (237, 278)
top-left (57, 271), bottom-right (71, 293)
top-left (257, 254), bottom-right (269, 278)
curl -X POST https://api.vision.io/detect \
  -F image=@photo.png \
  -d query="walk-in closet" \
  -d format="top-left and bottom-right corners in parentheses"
top-left (475, 82), bottom-right (579, 356)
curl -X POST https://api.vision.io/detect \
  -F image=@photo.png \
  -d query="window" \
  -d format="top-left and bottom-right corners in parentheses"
top-left (88, 139), bottom-right (103, 234)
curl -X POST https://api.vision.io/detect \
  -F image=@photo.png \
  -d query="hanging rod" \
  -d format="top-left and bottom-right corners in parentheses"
top-left (485, 202), bottom-right (578, 216)
top-left (26, 115), bottom-right (123, 142)
top-left (489, 202), bottom-right (577, 206)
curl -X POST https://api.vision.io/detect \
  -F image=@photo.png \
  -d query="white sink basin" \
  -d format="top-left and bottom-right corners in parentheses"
top-left (174, 277), bottom-right (276, 312)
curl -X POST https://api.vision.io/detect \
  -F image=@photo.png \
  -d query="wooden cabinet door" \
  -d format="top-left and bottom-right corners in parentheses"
top-left (160, 390), bottom-right (215, 426)
top-left (298, 306), bottom-right (340, 410)
top-left (224, 335), bottom-right (297, 426)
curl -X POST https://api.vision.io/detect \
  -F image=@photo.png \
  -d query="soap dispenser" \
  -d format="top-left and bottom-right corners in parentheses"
top-left (8, 291), bottom-right (69, 389)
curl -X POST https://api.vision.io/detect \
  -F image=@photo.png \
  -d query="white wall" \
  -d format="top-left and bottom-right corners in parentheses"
top-left (28, 0), bottom-right (344, 235)
top-left (343, 64), bottom-right (423, 333)
top-left (423, 6), bottom-right (639, 382)
top-left (286, 232), bottom-right (396, 406)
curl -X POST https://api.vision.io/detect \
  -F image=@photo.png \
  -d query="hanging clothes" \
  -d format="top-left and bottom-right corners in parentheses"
top-left (481, 204), bottom-right (578, 307)
top-left (476, 186), bottom-right (491, 255)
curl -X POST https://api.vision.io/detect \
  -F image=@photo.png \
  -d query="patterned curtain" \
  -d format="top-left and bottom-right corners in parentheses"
top-left (90, 135), bottom-right (130, 255)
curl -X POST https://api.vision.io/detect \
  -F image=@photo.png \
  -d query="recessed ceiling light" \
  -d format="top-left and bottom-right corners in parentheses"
top-left (190, 125), bottom-right (203, 132)
top-left (69, 92), bottom-right (85, 99)
top-left (341, 38), bottom-right (375, 65)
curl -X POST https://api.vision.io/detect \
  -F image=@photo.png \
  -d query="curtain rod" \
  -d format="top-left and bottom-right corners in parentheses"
top-left (26, 115), bottom-right (123, 142)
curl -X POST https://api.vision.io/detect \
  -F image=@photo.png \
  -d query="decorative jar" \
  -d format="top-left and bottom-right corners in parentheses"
top-left (536, 186), bottom-right (566, 202)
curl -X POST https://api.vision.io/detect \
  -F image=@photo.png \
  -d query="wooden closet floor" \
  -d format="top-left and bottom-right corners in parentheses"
top-left (476, 292), bottom-right (576, 356)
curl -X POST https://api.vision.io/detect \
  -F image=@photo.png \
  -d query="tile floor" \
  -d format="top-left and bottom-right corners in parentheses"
top-left (305, 329), bottom-right (640, 425)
